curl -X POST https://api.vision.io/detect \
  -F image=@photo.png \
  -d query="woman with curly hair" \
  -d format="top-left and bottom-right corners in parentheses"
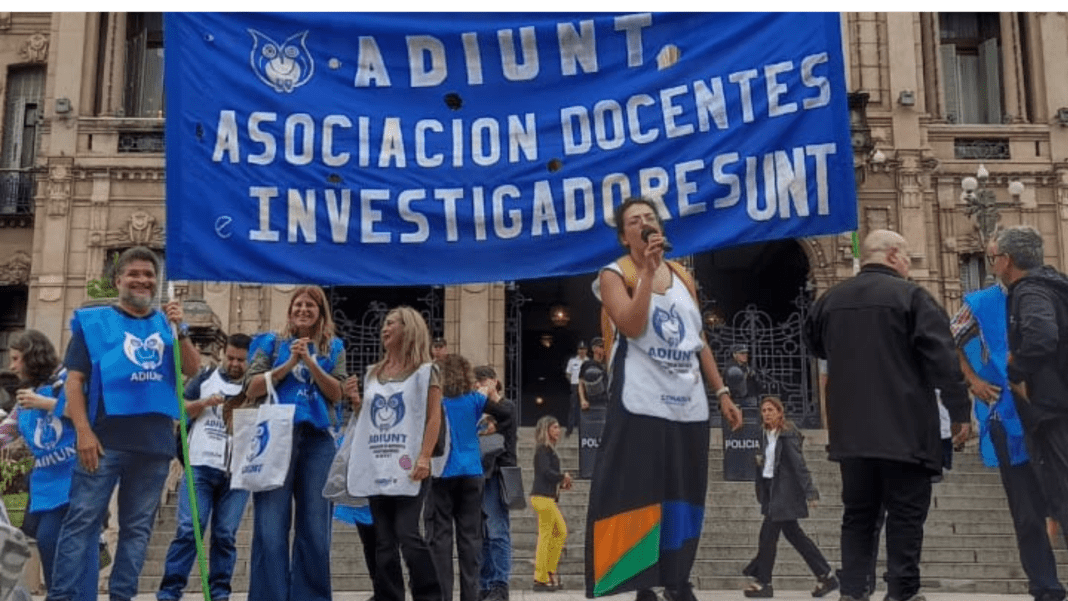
top-left (0, 330), bottom-right (97, 599)
top-left (425, 354), bottom-right (512, 601)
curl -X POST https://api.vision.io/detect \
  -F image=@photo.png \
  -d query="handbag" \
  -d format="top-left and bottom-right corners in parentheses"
top-left (229, 372), bottom-right (295, 492)
top-left (498, 465), bottom-right (527, 510)
top-left (0, 498), bottom-right (32, 601)
top-left (321, 413), bottom-right (367, 507)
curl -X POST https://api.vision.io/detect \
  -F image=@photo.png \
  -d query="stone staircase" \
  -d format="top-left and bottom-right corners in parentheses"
top-left (137, 427), bottom-right (1068, 596)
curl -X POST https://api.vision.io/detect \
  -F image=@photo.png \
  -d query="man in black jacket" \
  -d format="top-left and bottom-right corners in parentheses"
top-left (805, 229), bottom-right (971, 601)
top-left (993, 226), bottom-right (1068, 551)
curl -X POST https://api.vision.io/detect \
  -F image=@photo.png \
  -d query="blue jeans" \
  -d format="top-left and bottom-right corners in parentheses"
top-left (157, 465), bottom-right (250, 600)
top-left (249, 424), bottom-right (334, 601)
top-left (480, 472), bottom-right (512, 592)
top-left (36, 505), bottom-right (98, 601)
top-left (47, 450), bottom-right (170, 601)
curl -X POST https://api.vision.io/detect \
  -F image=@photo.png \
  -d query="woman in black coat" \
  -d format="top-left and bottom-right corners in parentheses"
top-left (742, 396), bottom-right (838, 598)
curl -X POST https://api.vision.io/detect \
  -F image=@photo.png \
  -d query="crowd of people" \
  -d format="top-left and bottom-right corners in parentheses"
top-left (1, 212), bottom-right (1067, 601)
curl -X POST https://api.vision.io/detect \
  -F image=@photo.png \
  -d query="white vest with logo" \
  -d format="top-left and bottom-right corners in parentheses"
top-left (347, 363), bottom-right (434, 497)
top-left (607, 263), bottom-right (709, 423)
top-left (187, 368), bottom-right (243, 470)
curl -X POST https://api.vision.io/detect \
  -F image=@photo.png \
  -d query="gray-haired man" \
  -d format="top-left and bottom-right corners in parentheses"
top-left (993, 226), bottom-right (1068, 552)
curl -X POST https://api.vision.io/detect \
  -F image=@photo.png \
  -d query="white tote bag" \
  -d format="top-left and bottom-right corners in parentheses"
top-left (229, 372), bottom-right (295, 492)
top-left (321, 413), bottom-right (367, 507)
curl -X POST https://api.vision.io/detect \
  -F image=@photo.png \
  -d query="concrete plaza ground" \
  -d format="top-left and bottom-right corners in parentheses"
top-left (37, 591), bottom-right (1033, 601)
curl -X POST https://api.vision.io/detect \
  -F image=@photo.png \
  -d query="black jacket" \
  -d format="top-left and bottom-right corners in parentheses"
top-left (1006, 266), bottom-right (1068, 428)
top-left (754, 427), bottom-right (817, 522)
top-left (805, 264), bottom-right (970, 473)
top-left (531, 444), bottom-right (564, 499)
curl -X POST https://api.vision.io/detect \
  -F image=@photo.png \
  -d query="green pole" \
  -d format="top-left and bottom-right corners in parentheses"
top-left (852, 231), bottom-right (860, 259)
top-left (172, 323), bottom-right (212, 601)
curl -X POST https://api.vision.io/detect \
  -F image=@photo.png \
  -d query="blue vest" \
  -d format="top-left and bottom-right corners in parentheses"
top-left (74, 306), bottom-right (179, 422)
top-left (963, 285), bottom-right (1029, 467)
top-left (17, 382), bottom-right (77, 513)
top-left (261, 332), bottom-right (344, 430)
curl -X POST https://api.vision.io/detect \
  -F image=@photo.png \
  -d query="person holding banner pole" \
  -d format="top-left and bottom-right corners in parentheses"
top-left (48, 246), bottom-right (200, 601)
top-left (585, 197), bottom-right (743, 601)
top-left (345, 306), bottom-right (444, 601)
top-left (243, 286), bottom-right (346, 601)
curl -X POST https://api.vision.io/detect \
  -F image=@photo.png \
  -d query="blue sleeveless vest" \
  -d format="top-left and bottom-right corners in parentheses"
top-left (74, 306), bottom-right (180, 422)
top-left (17, 382), bottom-right (77, 513)
top-left (262, 332), bottom-right (344, 430)
top-left (962, 285), bottom-right (1029, 467)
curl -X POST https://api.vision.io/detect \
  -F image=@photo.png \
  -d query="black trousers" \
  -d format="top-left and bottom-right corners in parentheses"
top-left (369, 483), bottom-right (444, 601)
top-left (1028, 417), bottom-right (1068, 548)
top-left (356, 521), bottom-right (378, 585)
top-left (567, 384), bottom-right (580, 433)
top-left (426, 476), bottom-right (484, 601)
top-left (989, 419), bottom-right (1066, 599)
top-left (743, 513), bottom-right (831, 585)
top-left (839, 458), bottom-right (931, 600)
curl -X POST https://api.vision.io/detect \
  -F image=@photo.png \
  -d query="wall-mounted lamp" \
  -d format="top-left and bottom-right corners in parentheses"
top-left (1056, 107), bottom-right (1068, 126)
top-left (961, 163), bottom-right (1025, 243)
top-left (898, 90), bottom-right (916, 107)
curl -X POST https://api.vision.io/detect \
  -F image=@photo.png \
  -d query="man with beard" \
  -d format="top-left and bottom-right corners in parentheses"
top-left (158, 333), bottom-right (253, 601)
top-left (994, 226), bottom-right (1068, 555)
top-left (48, 246), bottom-right (200, 601)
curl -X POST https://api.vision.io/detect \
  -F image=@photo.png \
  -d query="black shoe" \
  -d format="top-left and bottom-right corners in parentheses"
top-left (813, 574), bottom-right (839, 598)
top-left (840, 596), bottom-right (871, 601)
top-left (884, 595), bottom-right (926, 601)
top-left (488, 585), bottom-right (510, 601)
top-left (532, 581), bottom-right (555, 593)
top-left (744, 583), bottom-right (774, 598)
top-left (665, 582), bottom-right (697, 601)
top-left (635, 589), bottom-right (659, 601)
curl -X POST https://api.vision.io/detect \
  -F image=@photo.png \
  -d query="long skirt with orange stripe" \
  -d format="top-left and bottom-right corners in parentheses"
top-left (583, 355), bottom-right (710, 597)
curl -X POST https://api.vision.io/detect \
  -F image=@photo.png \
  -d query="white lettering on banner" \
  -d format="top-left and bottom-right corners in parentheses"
top-left (130, 371), bottom-right (163, 382)
top-left (210, 52), bottom-right (833, 171)
top-left (36, 446), bottom-right (76, 468)
top-left (350, 15), bottom-right (650, 89)
top-left (242, 143), bottom-right (836, 245)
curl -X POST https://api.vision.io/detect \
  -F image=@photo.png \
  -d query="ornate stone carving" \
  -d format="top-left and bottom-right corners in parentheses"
top-left (19, 32), bottom-right (49, 63)
top-left (0, 251), bottom-right (30, 285)
top-left (0, 13), bottom-right (11, 30)
top-left (1056, 165), bottom-right (1068, 221)
top-left (46, 162), bottom-right (72, 217)
top-left (866, 207), bottom-right (891, 232)
top-left (104, 210), bottom-right (165, 248)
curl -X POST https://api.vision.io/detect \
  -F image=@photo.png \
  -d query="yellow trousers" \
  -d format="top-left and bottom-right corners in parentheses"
top-left (531, 495), bottom-right (567, 583)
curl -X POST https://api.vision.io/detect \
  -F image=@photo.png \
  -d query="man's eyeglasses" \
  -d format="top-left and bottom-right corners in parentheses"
top-left (986, 253), bottom-right (1006, 265)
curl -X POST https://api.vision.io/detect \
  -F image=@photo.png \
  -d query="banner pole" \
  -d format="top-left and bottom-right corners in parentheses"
top-left (171, 286), bottom-right (212, 601)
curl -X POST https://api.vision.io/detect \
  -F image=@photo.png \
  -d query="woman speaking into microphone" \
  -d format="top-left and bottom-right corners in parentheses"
top-left (585, 197), bottom-right (743, 601)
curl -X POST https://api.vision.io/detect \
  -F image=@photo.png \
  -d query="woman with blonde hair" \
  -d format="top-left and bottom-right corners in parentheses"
top-left (742, 396), bottom-right (837, 598)
top-left (244, 285), bottom-right (347, 601)
top-left (346, 305), bottom-right (444, 601)
top-left (531, 415), bottom-right (571, 592)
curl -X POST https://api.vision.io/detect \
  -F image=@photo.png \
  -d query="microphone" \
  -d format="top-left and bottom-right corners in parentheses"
top-left (641, 227), bottom-right (673, 253)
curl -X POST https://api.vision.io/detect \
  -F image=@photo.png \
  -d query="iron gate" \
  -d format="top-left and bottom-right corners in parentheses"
top-left (705, 285), bottom-right (819, 428)
top-left (504, 282), bottom-right (528, 425)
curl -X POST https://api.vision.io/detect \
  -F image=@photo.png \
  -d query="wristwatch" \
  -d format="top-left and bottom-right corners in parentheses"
top-left (177, 322), bottom-right (191, 339)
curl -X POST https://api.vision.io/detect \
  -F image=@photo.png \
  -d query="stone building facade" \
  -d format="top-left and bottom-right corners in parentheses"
top-left (1, 13), bottom-right (1067, 421)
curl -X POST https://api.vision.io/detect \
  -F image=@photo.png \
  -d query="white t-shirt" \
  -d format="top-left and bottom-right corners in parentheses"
top-left (187, 368), bottom-right (243, 470)
top-left (763, 429), bottom-right (779, 479)
top-left (566, 357), bottom-right (583, 385)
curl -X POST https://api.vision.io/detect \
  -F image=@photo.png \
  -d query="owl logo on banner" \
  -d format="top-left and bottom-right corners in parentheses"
top-left (248, 29), bottom-right (314, 93)
top-left (247, 421), bottom-right (270, 461)
top-left (33, 415), bottom-right (63, 451)
top-left (370, 393), bottom-right (405, 432)
top-left (652, 304), bottom-right (685, 348)
top-left (123, 332), bottom-right (165, 370)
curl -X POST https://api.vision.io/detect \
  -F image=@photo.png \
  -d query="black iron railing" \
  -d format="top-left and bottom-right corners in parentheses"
top-left (0, 169), bottom-right (36, 215)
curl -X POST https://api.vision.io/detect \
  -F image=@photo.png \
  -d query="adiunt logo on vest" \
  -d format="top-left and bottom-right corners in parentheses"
top-left (124, 332), bottom-right (166, 382)
top-left (652, 304), bottom-right (685, 347)
top-left (370, 392), bottom-right (405, 431)
top-left (33, 415), bottom-right (63, 451)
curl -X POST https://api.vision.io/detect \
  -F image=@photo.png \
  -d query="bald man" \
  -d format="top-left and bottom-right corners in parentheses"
top-left (805, 230), bottom-right (971, 601)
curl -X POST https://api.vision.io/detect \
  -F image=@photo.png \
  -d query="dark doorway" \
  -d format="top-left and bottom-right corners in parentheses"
top-left (693, 240), bottom-right (819, 427)
top-left (513, 272), bottom-right (601, 427)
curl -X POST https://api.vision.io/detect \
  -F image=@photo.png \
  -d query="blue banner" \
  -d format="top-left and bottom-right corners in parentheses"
top-left (165, 13), bottom-right (856, 285)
